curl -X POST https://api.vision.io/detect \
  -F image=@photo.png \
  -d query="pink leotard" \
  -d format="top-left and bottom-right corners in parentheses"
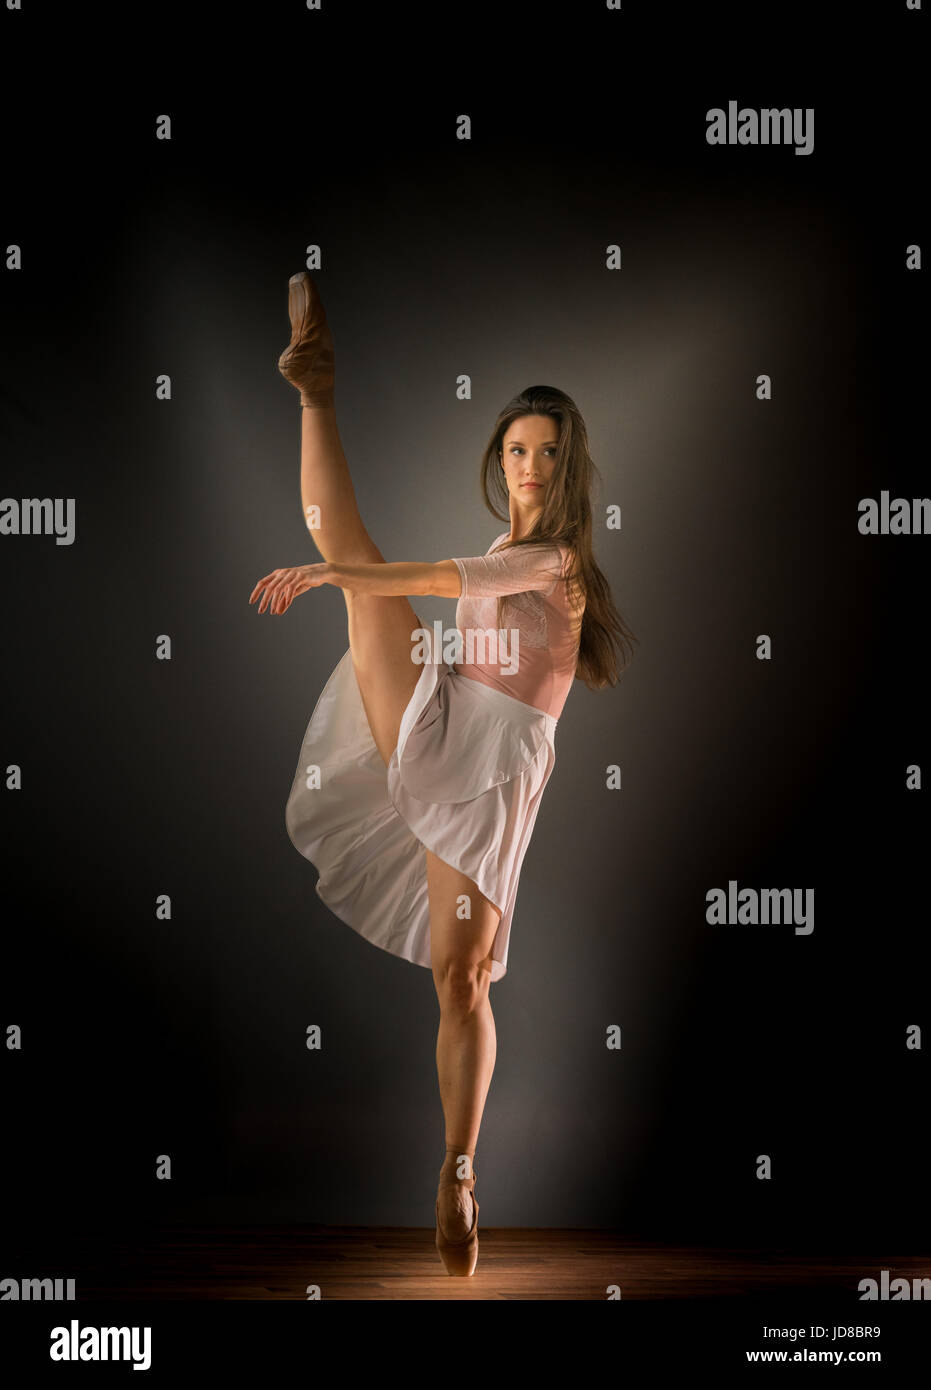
top-left (451, 531), bottom-right (583, 720)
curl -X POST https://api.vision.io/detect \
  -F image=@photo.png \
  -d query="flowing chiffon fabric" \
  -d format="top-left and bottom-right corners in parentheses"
top-left (285, 629), bottom-right (556, 981)
top-left (285, 532), bottom-right (576, 981)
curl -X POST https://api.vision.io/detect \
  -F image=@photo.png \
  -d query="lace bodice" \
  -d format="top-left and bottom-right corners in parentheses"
top-left (450, 532), bottom-right (582, 719)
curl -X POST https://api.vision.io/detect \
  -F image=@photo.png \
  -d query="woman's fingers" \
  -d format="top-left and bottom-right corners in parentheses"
top-left (249, 570), bottom-right (293, 608)
top-left (250, 564), bottom-right (331, 614)
top-left (248, 571), bottom-right (279, 604)
top-left (268, 573), bottom-right (297, 613)
top-left (256, 574), bottom-right (283, 613)
top-left (274, 577), bottom-right (302, 614)
top-left (251, 569), bottom-right (289, 613)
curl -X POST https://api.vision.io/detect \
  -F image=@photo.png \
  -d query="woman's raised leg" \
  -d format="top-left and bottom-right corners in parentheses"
top-left (279, 272), bottom-right (373, 565)
top-left (297, 404), bottom-right (377, 566)
top-left (279, 268), bottom-right (424, 765)
top-left (427, 849), bottom-right (502, 1242)
top-left (297, 403), bottom-right (423, 766)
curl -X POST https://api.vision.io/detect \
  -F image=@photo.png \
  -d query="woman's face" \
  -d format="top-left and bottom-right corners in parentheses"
top-left (499, 414), bottom-right (559, 517)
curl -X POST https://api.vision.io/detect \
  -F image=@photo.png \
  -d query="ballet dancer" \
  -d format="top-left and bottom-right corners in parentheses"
top-left (249, 272), bottom-right (636, 1276)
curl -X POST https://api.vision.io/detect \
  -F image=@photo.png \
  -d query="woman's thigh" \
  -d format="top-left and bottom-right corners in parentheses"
top-left (427, 850), bottom-right (502, 982)
top-left (327, 525), bottom-right (425, 766)
top-left (346, 589), bottom-right (424, 766)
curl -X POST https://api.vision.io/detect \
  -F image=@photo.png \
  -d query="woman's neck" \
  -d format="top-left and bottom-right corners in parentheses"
top-left (508, 503), bottom-right (544, 542)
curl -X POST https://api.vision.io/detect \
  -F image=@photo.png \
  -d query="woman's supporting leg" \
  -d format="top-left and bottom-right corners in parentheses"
top-left (298, 404), bottom-right (422, 765)
top-left (427, 849), bottom-right (502, 1238)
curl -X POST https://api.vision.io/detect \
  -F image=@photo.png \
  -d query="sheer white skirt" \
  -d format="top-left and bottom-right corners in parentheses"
top-left (285, 626), bottom-right (558, 982)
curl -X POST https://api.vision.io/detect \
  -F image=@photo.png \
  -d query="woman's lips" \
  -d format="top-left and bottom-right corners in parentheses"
top-left (521, 483), bottom-right (542, 488)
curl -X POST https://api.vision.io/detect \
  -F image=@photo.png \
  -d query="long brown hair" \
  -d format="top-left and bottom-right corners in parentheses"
top-left (479, 385), bottom-right (637, 689)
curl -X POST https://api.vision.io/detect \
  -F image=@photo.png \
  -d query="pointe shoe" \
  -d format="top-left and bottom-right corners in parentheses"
top-left (435, 1169), bottom-right (479, 1277)
top-left (277, 270), bottom-right (335, 408)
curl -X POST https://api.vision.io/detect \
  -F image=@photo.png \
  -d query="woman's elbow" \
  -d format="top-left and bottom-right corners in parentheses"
top-left (430, 560), bottom-right (462, 598)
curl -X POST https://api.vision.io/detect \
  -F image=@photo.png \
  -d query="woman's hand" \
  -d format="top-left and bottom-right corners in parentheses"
top-left (249, 562), bottom-right (337, 615)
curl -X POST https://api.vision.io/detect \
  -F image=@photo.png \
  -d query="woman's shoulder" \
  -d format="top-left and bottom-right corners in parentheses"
top-left (494, 532), bottom-right (580, 582)
top-left (492, 530), bottom-right (569, 556)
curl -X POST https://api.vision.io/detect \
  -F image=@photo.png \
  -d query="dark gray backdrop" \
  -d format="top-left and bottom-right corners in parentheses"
top-left (2, 5), bottom-right (926, 1248)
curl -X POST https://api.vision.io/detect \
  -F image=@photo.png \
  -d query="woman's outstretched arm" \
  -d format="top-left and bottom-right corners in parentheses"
top-left (249, 560), bottom-right (461, 615)
top-left (330, 560), bottom-right (462, 598)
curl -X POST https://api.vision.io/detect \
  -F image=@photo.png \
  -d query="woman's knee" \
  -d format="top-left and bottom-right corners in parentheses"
top-left (432, 956), bottom-right (491, 1016)
top-left (312, 531), bottom-right (385, 566)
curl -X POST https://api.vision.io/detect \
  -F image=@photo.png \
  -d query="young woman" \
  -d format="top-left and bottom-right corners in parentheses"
top-left (250, 272), bottom-right (636, 1276)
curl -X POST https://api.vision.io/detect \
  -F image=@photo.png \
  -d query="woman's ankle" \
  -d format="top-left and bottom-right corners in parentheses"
top-left (441, 1143), bottom-right (475, 1181)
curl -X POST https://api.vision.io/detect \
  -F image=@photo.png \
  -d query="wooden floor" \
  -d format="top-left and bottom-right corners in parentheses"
top-left (10, 1226), bottom-right (930, 1300)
